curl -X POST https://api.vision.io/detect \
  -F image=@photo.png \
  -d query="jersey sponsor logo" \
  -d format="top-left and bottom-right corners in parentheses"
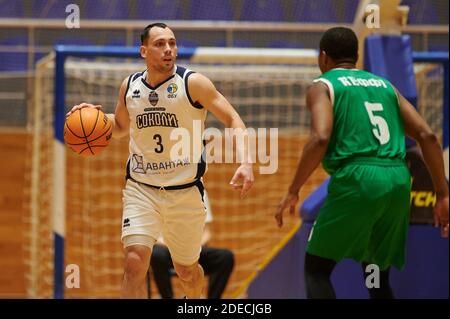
top-left (132, 89), bottom-right (140, 98)
top-left (167, 83), bottom-right (178, 93)
top-left (144, 107), bottom-right (166, 112)
top-left (136, 112), bottom-right (179, 129)
top-left (167, 83), bottom-right (178, 99)
top-left (337, 76), bottom-right (387, 88)
top-left (131, 154), bottom-right (190, 174)
top-left (148, 91), bottom-right (159, 106)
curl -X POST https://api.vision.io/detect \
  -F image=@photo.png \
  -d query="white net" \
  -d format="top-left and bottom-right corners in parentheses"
top-left (29, 53), bottom-right (328, 298)
top-left (414, 63), bottom-right (444, 142)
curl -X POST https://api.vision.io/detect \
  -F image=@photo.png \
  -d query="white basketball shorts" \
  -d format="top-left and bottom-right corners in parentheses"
top-left (121, 179), bottom-right (206, 266)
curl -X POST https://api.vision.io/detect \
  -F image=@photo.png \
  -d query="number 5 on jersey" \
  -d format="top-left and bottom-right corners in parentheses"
top-left (364, 102), bottom-right (390, 145)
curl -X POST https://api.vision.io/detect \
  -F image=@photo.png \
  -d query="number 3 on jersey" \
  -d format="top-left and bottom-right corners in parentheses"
top-left (364, 102), bottom-right (390, 145)
top-left (153, 134), bottom-right (164, 153)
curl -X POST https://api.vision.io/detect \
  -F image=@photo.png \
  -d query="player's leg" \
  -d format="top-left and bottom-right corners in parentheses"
top-left (199, 247), bottom-right (235, 298)
top-left (366, 165), bottom-right (411, 271)
top-left (121, 179), bottom-right (163, 298)
top-left (306, 164), bottom-right (396, 298)
top-left (361, 164), bottom-right (410, 299)
top-left (361, 263), bottom-right (394, 299)
top-left (306, 165), bottom-right (375, 269)
top-left (304, 252), bottom-right (337, 299)
top-left (307, 168), bottom-right (371, 263)
top-left (121, 238), bottom-right (153, 298)
top-left (163, 185), bottom-right (207, 298)
top-left (172, 261), bottom-right (205, 299)
top-left (150, 244), bottom-right (175, 298)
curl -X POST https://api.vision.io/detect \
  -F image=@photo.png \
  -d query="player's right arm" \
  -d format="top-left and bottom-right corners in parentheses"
top-left (275, 82), bottom-right (333, 228)
top-left (66, 77), bottom-right (130, 139)
top-left (396, 89), bottom-right (449, 237)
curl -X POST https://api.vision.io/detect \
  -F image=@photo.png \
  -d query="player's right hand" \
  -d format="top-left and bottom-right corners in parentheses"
top-left (434, 195), bottom-right (449, 238)
top-left (229, 164), bottom-right (254, 199)
top-left (66, 103), bottom-right (102, 118)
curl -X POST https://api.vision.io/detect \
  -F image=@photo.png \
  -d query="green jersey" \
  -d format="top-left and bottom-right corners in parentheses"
top-left (314, 68), bottom-right (406, 175)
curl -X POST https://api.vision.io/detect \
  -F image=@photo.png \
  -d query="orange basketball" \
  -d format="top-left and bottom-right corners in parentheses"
top-left (64, 107), bottom-right (112, 156)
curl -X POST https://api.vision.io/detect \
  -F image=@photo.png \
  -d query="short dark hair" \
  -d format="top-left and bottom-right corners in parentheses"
top-left (319, 27), bottom-right (358, 63)
top-left (140, 22), bottom-right (168, 45)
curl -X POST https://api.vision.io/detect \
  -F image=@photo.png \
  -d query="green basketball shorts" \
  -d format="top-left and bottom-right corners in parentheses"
top-left (306, 158), bottom-right (411, 271)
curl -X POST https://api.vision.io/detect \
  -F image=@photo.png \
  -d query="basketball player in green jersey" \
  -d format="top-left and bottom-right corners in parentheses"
top-left (275, 27), bottom-right (448, 299)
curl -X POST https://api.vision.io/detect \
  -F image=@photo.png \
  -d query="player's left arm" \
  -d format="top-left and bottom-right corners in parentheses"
top-left (396, 88), bottom-right (448, 237)
top-left (188, 73), bottom-right (254, 199)
top-left (275, 82), bottom-right (333, 227)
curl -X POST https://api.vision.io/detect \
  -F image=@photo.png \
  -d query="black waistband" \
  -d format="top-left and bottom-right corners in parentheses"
top-left (128, 176), bottom-right (203, 191)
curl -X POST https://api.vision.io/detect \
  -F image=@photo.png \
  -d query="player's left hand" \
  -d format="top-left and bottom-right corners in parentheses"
top-left (275, 192), bottom-right (299, 228)
top-left (229, 164), bottom-right (254, 199)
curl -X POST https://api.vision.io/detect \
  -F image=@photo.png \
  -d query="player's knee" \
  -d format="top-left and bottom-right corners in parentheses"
top-left (174, 264), bottom-right (195, 282)
top-left (124, 250), bottom-right (149, 281)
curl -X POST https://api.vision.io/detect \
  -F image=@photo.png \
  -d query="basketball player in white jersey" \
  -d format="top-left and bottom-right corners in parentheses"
top-left (67, 23), bottom-right (254, 298)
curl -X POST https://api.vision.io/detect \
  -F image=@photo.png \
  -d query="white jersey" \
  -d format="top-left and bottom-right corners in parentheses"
top-left (125, 65), bottom-right (207, 187)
